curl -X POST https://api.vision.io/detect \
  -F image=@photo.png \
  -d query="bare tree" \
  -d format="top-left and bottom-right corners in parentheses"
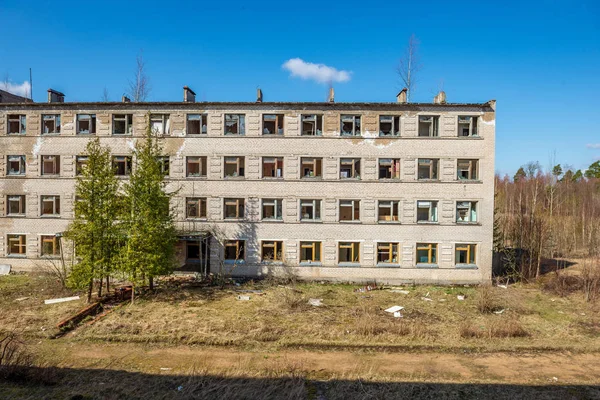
top-left (101, 87), bottom-right (110, 102)
top-left (397, 34), bottom-right (422, 102)
top-left (127, 51), bottom-right (151, 102)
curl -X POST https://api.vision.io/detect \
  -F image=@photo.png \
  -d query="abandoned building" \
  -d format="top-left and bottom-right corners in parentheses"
top-left (0, 87), bottom-right (496, 284)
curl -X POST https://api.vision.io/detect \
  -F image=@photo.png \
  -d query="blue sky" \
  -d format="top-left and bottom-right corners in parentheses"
top-left (1, 0), bottom-right (598, 176)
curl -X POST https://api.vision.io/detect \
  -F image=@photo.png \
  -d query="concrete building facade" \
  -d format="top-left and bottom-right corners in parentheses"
top-left (0, 88), bottom-right (495, 284)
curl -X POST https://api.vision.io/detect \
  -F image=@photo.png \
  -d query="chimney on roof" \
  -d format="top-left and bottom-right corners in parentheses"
top-left (433, 91), bottom-right (447, 104)
top-left (328, 87), bottom-right (335, 103)
top-left (122, 95), bottom-right (131, 103)
top-left (183, 86), bottom-right (196, 103)
top-left (396, 88), bottom-right (407, 104)
top-left (256, 88), bottom-right (263, 103)
top-left (47, 89), bottom-right (64, 103)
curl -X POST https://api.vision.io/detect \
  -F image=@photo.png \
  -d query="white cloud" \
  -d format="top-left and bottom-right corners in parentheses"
top-left (586, 143), bottom-right (600, 149)
top-left (282, 58), bottom-right (351, 84)
top-left (0, 80), bottom-right (31, 97)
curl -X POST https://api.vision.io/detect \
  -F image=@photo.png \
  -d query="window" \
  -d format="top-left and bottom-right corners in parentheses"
top-left (418, 116), bottom-right (439, 137)
top-left (262, 114), bottom-right (284, 135)
top-left (7, 155), bottom-right (26, 175)
top-left (340, 158), bottom-right (360, 179)
top-left (186, 156), bottom-right (207, 177)
top-left (301, 114), bottom-right (323, 136)
top-left (7, 115), bottom-right (26, 135)
top-left (150, 114), bottom-right (170, 135)
top-left (416, 243), bottom-right (437, 264)
top-left (262, 157), bottom-right (284, 178)
top-left (418, 158), bottom-right (439, 180)
top-left (339, 242), bottom-right (360, 263)
top-left (339, 200), bottom-right (360, 222)
top-left (340, 115), bottom-right (361, 136)
top-left (378, 200), bottom-right (400, 222)
top-left (300, 199), bottom-right (321, 221)
top-left (456, 244), bottom-right (476, 265)
top-left (224, 240), bottom-right (245, 261)
top-left (458, 116), bottom-right (478, 137)
top-left (41, 155), bottom-right (60, 176)
top-left (7, 234), bottom-right (26, 256)
top-left (76, 114), bottom-right (96, 134)
top-left (262, 241), bottom-right (283, 262)
top-left (186, 197), bottom-right (207, 219)
top-left (41, 235), bottom-right (60, 257)
top-left (456, 201), bottom-right (478, 223)
top-left (379, 159), bottom-right (401, 179)
top-left (158, 156), bottom-right (170, 176)
top-left (187, 114), bottom-right (208, 135)
top-left (377, 243), bottom-right (399, 264)
top-left (224, 198), bottom-right (245, 219)
top-left (262, 199), bottom-right (283, 220)
top-left (301, 157), bottom-right (322, 178)
top-left (224, 156), bottom-right (245, 178)
top-left (224, 114), bottom-right (245, 135)
top-left (40, 195), bottom-right (60, 216)
top-left (113, 114), bottom-right (133, 135)
top-left (112, 156), bottom-right (132, 176)
top-left (457, 159), bottom-right (478, 180)
top-left (417, 201), bottom-right (438, 223)
top-left (7, 195), bottom-right (26, 216)
top-left (76, 156), bottom-right (88, 175)
top-left (300, 241), bottom-right (321, 263)
top-left (379, 115), bottom-right (400, 137)
top-left (42, 114), bottom-right (61, 134)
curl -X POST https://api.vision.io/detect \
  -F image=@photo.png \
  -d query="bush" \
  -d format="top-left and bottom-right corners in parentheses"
top-left (543, 271), bottom-right (582, 297)
top-left (582, 258), bottom-right (600, 302)
top-left (476, 284), bottom-right (503, 313)
top-left (0, 331), bottom-right (34, 382)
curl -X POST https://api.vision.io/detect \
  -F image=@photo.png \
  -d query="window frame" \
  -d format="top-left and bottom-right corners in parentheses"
top-left (457, 159), bottom-right (479, 180)
top-left (379, 115), bottom-right (401, 137)
top-left (458, 116), bottom-right (479, 137)
top-left (224, 114), bottom-right (245, 135)
top-left (340, 158), bottom-right (361, 179)
top-left (7, 195), bottom-right (26, 216)
top-left (224, 156), bottom-right (245, 178)
top-left (112, 156), bottom-right (132, 176)
top-left (416, 243), bottom-right (438, 265)
top-left (41, 155), bottom-right (60, 176)
top-left (40, 195), bottom-right (60, 217)
top-left (76, 114), bottom-right (96, 135)
top-left (7, 234), bottom-right (26, 257)
top-left (186, 113), bottom-right (208, 135)
top-left (223, 198), bottom-right (245, 220)
top-left (300, 199), bottom-right (322, 222)
top-left (301, 114), bottom-right (323, 136)
top-left (262, 114), bottom-right (284, 135)
top-left (224, 240), bottom-right (245, 262)
top-left (41, 235), bottom-right (60, 257)
top-left (300, 241), bottom-right (321, 263)
top-left (150, 114), bottom-right (170, 135)
top-left (262, 198), bottom-right (283, 221)
top-left (300, 157), bottom-right (322, 178)
top-left (7, 114), bottom-right (26, 135)
top-left (378, 158), bottom-right (401, 179)
top-left (416, 200), bottom-right (438, 223)
top-left (378, 200), bottom-right (400, 223)
top-left (418, 115), bottom-right (439, 137)
top-left (456, 243), bottom-right (477, 266)
top-left (186, 197), bottom-right (207, 219)
top-left (157, 156), bottom-right (170, 176)
top-left (41, 114), bottom-right (61, 135)
top-left (340, 114), bottom-right (361, 136)
top-left (456, 201), bottom-right (478, 223)
top-left (377, 242), bottom-right (399, 264)
top-left (339, 199), bottom-right (360, 222)
top-left (186, 156), bottom-right (207, 178)
top-left (112, 114), bottom-right (133, 135)
top-left (417, 158), bottom-right (439, 180)
top-left (7, 155), bottom-right (26, 175)
top-left (262, 157), bottom-right (284, 179)
top-left (261, 240), bottom-right (284, 262)
top-left (75, 156), bottom-right (89, 176)
top-left (338, 242), bottom-right (360, 264)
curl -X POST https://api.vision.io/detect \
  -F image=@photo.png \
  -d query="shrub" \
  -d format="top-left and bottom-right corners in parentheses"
top-left (581, 258), bottom-right (600, 302)
top-left (476, 284), bottom-right (503, 313)
top-left (543, 271), bottom-right (582, 297)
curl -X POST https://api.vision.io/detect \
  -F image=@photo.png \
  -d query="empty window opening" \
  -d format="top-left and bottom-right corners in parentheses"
top-left (76, 114), bottom-right (96, 134)
top-left (75, 156), bottom-right (88, 176)
top-left (418, 116), bottom-right (439, 137)
top-left (379, 115), bottom-right (400, 137)
top-left (262, 241), bottom-right (283, 262)
top-left (378, 200), bottom-right (400, 222)
top-left (262, 114), bottom-right (284, 135)
top-left (340, 115), bottom-right (361, 136)
top-left (112, 156), bottom-right (132, 176)
top-left (150, 114), bottom-right (170, 135)
top-left (186, 156), bottom-right (207, 177)
top-left (418, 158), bottom-right (439, 180)
top-left (186, 197), bottom-right (207, 219)
top-left (113, 114), bottom-right (133, 135)
top-left (301, 157), bottom-right (322, 178)
top-left (457, 159), bottom-right (478, 180)
top-left (339, 242), bottom-right (360, 263)
top-left (7, 115), bottom-right (26, 135)
top-left (379, 158), bottom-right (401, 179)
top-left (456, 201), bottom-right (478, 223)
top-left (262, 157), bottom-right (284, 178)
top-left (417, 201), bottom-right (438, 223)
top-left (224, 198), bottom-right (245, 219)
top-left (458, 116), bottom-right (478, 137)
top-left (41, 195), bottom-right (60, 216)
top-left (7, 234), bottom-right (26, 256)
top-left (339, 200), bottom-right (360, 222)
top-left (262, 199), bottom-right (283, 220)
top-left (41, 235), bottom-right (60, 257)
top-left (340, 158), bottom-right (360, 179)
top-left (378, 243), bottom-right (399, 264)
top-left (7, 155), bottom-right (26, 175)
top-left (300, 241), bottom-right (321, 263)
top-left (158, 156), bottom-right (170, 176)
top-left (7, 195), bottom-right (26, 216)
top-left (416, 243), bottom-right (437, 264)
top-left (224, 156), bottom-right (245, 178)
top-left (41, 155), bottom-right (60, 176)
top-left (300, 199), bottom-right (321, 221)
top-left (225, 114), bottom-right (245, 135)
top-left (186, 114), bottom-right (208, 135)
top-left (456, 244), bottom-right (476, 265)
top-left (224, 240), bottom-right (245, 261)
top-left (301, 114), bottom-right (323, 136)
top-left (42, 114), bottom-right (61, 134)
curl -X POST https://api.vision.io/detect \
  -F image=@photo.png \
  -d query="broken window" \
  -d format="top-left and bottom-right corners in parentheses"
top-left (456, 201), bottom-right (477, 223)
top-left (262, 241), bottom-right (283, 262)
top-left (224, 240), bottom-right (245, 261)
top-left (300, 241), bottom-right (321, 263)
top-left (186, 156), bottom-right (207, 178)
top-left (150, 114), bottom-right (170, 135)
top-left (418, 116), bottom-right (439, 137)
top-left (417, 201), bottom-right (438, 223)
top-left (7, 195), bottom-right (26, 216)
top-left (7, 114), bottom-right (26, 135)
top-left (7, 234), bottom-right (26, 256)
top-left (75, 156), bottom-right (88, 176)
top-left (377, 243), bottom-right (399, 264)
top-left (301, 114), bottom-right (323, 136)
top-left (378, 158), bottom-right (401, 179)
top-left (224, 198), bottom-right (245, 219)
top-left (339, 200), bottom-right (360, 222)
top-left (418, 158), bottom-right (439, 180)
top-left (112, 156), bottom-right (132, 176)
top-left (224, 114), bottom-right (245, 135)
top-left (224, 156), bottom-right (245, 178)
top-left (40, 195), bottom-right (60, 216)
top-left (378, 200), bottom-right (400, 222)
top-left (262, 114), bottom-right (284, 135)
top-left (379, 115), bottom-right (401, 136)
top-left (301, 157), bottom-right (322, 178)
top-left (42, 114), bottom-right (61, 134)
top-left (113, 114), bottom-right (133, 135)
top-left (7, 155), bottom-right (26, 175)
top-left (340, 115), bottom-right (361, 136)
top-left (458, 116), bottom-right (478, 137)
top-left (186, 197), bottom-right (207, 219)
top-left (416, 243), bottom-right (437, 264)
top-left (76, 114), bottom-right (96, 134)
top-left (340, 158), bottom-right (360, 179)
top-left (262, 199), bottom-right (283, 220)
top-left (41, 235), bottom-right (60, 257)
top-left (300, 199), bottom-right (321, 221)
top-left (158, 156), bottom-right (170, 176)
top-left (186, 114), bottom-right (208, 135)
top-left (457, 159), bottom-right (478, 180)
top-left (339, 242), bottom-right (360, 263)
top-left (41, 155), bottom-right (60, 176)
top-left (262, 157), bottom-right (284, 178)
top-left (456, 243), bottom-right (476, 265)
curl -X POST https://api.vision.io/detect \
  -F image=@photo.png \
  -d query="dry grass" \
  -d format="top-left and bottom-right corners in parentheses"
top-left (460, 316), bottom-right (529, 339)
top-left (475, 284), bottom-right (503, 313)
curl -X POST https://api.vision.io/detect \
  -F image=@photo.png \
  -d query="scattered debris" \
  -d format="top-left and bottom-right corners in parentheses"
top-left (384, 305), bottom-right (404, 314)
top-left (494, 309), bottom-right (505, 314)
top-left (177, 386), bottom-right (184, 391)
top-left (439, 299), bottom-right (447, 302)
top-left (45, 296), bottom-right (80, 305)
top-left (552, 377), bottom-right (558, 382)
top-left (0, 264), bottom-right (11, 275)
top-left (354, 283), bottom-right (378, 293)
top-left (390, 290), bottom-right (410, 294)
top-left (308, 298), bottom-right (323, 307)
top-left (160, 368), bottom-right (172, 371)
top-left (15, 297), bottom-right (29, 302)
top-left (237, 295), bottom-right (250, 301)
top-left (235, 289), bottom-right (264, 295)
top-left (421, 297), bottom-right (433, 302)
top-left (457, 295), bottom-right (465, 301)
top-left (498, 284), bottom-right (508, 289)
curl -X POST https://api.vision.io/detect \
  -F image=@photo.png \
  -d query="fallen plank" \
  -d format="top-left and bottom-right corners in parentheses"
top-left (45, 296), bottom-right (80, 305)
top-left (57, 302), bottom-right (102, 329)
